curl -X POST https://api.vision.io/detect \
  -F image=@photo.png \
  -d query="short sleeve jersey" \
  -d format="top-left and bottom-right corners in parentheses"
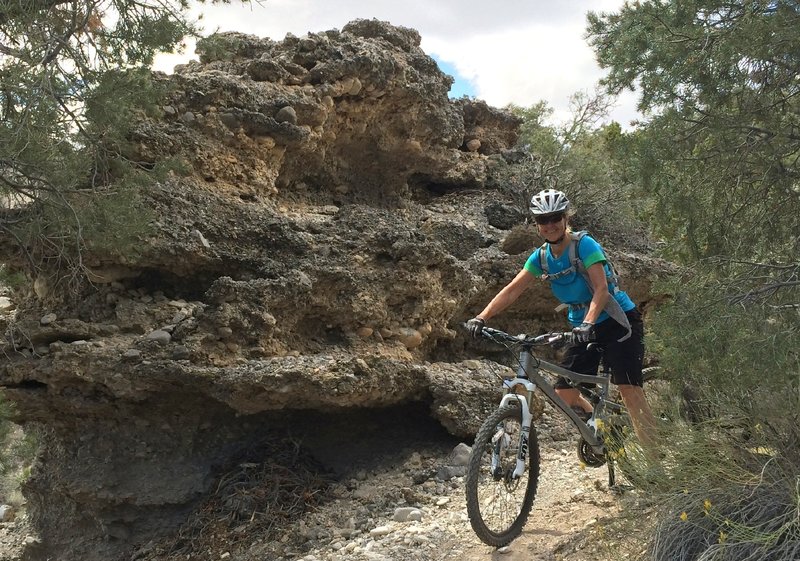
top-left (523, 233), bottom-right (635, 326)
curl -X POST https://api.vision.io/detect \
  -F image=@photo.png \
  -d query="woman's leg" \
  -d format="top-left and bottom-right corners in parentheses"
top-left (600, 309), bottom-right (660, 454)
top-left (555, 388), bottom-right (593, 413)
top-left (557, 340), bottom-right (599, 414)
top-left (618, 384), bottom-right (658, 450)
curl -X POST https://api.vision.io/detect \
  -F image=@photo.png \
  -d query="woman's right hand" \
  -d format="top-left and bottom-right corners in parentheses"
top-left (466, 317), bottom-right (485, 338)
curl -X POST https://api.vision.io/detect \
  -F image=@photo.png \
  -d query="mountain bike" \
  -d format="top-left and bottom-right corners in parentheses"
top-left (463, 325), bottom-right (660, 547)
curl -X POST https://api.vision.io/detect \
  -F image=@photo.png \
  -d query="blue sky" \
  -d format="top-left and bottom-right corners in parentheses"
top-left (433, 57), bottom-right (477, 99)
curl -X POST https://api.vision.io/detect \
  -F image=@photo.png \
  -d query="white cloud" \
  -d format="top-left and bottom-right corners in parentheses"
top-left (153, 0), bottom-right (640, 126)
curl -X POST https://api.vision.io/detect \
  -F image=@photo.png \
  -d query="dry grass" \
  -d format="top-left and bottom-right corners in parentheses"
top-left (143, 435), bottom-right (335, 560)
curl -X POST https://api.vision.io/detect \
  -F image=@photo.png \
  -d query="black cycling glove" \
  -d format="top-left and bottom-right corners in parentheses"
top-left (466, 317), bottom-right (486, 339)
top-left (571, 322), bottom-right (595, 344)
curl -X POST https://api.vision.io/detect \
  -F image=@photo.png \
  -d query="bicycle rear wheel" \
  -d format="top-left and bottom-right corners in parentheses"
top-left (465, 402), bottom-right (540, 547)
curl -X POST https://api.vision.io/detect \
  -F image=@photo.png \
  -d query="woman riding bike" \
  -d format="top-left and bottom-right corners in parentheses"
top-left (466, 189), bottom-right (658, 450)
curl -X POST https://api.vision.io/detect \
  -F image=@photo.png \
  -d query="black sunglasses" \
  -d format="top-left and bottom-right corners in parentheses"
top-left (534, 214), bottom-right (564, 225)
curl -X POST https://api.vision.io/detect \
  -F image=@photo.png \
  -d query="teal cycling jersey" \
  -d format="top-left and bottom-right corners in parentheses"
top-left (523, 234), bottom-right (635, 326)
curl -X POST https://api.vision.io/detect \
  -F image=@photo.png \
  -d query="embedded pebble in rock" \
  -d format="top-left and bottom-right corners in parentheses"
top-left (39, 313), bottom-right (57, 325)
top-left (275, 105), bottom-right (298, 124)
top-left (122, 349), bottom-right (141, 360)
top-left (172, 346), bottom-right (190, 360)
top-left (397, 328), bottom-right (423, 349)
top-left (466, 139), bottom-right (481, 152)
top-left (146, 330), bottom-right (171, 345)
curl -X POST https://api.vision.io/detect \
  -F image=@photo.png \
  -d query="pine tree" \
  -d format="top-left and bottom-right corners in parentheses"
top-left (0, 1), bottom-right (215, 290)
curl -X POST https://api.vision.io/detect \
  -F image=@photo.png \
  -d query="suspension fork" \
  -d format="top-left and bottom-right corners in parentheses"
top-left (493, 349), bottom-right (538, 479)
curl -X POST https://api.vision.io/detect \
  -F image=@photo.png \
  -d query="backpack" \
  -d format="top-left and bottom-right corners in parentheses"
top-left (538, 231), bottom-right (632, 341)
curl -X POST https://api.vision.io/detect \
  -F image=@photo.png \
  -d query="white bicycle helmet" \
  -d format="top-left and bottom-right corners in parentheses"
top-left (529, 189), bottom-right (569, 215)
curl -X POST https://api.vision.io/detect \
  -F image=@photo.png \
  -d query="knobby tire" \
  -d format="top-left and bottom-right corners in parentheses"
top-left (465, 403), bottom-right (540, 547)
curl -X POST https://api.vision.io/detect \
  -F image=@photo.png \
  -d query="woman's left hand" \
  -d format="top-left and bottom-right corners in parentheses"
top-left (571, 322), bottom-right (595, 343)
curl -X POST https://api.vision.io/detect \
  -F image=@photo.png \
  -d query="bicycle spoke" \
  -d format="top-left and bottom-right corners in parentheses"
top-left (466, 404), bottom-right (539, 547)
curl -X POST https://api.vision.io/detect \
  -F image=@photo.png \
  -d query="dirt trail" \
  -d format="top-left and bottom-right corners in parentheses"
top-left (457, 442), bottom-right (631, 561)
top-left (263, 401), bottom-right (648, 561)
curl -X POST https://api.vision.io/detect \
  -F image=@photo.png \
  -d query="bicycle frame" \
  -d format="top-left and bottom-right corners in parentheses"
top-left (504, 345), bottom-right (625, 457)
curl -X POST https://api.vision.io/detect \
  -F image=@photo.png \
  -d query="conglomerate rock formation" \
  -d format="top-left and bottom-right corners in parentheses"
top-left (0, 20), bottom-right (669, 561)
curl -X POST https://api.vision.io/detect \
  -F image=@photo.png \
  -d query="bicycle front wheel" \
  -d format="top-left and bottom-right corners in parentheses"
top-left (465, 402), bottom-right (540, 547)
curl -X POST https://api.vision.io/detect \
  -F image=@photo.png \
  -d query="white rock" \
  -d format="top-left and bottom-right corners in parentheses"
top-left (369, 525), bottom-right (392, 537)
top-left (449, 442), bottom-right (471, 466)
top-left (0, 504), bottom-right (14, 522)
top-left (393, 507), bottom-right (423, 522)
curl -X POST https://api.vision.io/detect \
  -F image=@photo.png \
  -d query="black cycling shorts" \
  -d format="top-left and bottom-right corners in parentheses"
top-left (554, 308), bottom-right (645, 389)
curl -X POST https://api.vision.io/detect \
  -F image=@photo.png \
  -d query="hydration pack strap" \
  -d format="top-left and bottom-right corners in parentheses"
top-left (603, 299), bottom-right (632, 342)
top-left (540, 232), bottom-right (631, 342)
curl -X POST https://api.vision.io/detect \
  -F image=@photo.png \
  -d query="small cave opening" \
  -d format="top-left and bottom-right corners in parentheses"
top-left (127, 269), bottom-right (219, 301)
top-left (293, 315), bottom-right (352, 350)
top-left (274, 401), bottom-right (461, 478)
top-left (408, 174), bottom-right (480, 204)
top-left (4, 379), bottom-right (48, 391)
top-left (201, 401), bottom-right (460, 488)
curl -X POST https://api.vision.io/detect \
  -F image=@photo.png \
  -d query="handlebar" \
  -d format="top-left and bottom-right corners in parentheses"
top-left (470, 325), bottom-right (573, 347)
